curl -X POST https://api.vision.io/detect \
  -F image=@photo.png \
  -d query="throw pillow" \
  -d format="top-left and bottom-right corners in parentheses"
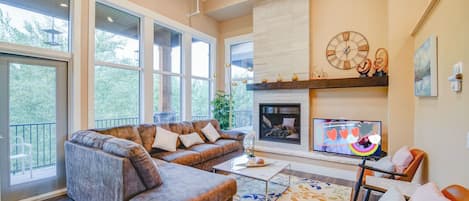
top-left (152, 127), bottom-right (179, 152)
top-left (179, 132), bottom-right (205, 148)
top-left (282, 118), bottom-right (296, 129)
top-left (372, 156), bottom-right (395, 178)
top-left (392, 146), bottom-right (414, 173)
top-left (379, 186), bottom-right (406, 201)
top-left (410, 182), bottom-right (450, 201)
top-left (102, 138), bottom-right (163, 189)
top-left (201, 122), bottom-right (221, 143)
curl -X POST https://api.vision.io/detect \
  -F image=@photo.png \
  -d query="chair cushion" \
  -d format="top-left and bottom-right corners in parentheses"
top-left (102, 138), bottom-right (162, 189)
top-left (92, 126), bottom-right (143, 146)
top-left (70, 130), bottom-right (113, 149)
top-left (151, 149), bottom-right (202, 166)
top-left (214, 139), bottom-right (242, 154)
top-left (392, 146), bottom-right (414, 173)
top-left (372, 156), bottom-right (395, 178)
top-left (410, 182), bottom-right (450, 201)
top-left (379, 186), bottom-right (406, 201)
top-left (137, 124), bottom-right (156, 152)
top-left (130, 162), bottom-right (236, 201)
top-left (189, 144), bottom-right (224, 161)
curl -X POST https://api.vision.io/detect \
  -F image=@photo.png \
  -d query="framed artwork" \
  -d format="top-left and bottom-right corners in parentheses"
top-left (414, 35), bottom-right (438, 96)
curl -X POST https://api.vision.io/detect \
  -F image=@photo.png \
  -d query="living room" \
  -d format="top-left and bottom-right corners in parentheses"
top-left (0, 0), bottom-right (468, 201)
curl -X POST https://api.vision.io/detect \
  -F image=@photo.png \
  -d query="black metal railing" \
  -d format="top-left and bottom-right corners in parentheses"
top-left (95, 117), bottom-right (140, 128)
top-left (233, 110), bottom-right (253, 128)
top-left (192, 115), bottom-right (210, 121)
top-left (9, 122), bottom-right (56, 174)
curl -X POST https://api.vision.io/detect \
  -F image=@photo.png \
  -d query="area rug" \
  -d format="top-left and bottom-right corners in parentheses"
top-left (232, 174), bottom-right (352, 201)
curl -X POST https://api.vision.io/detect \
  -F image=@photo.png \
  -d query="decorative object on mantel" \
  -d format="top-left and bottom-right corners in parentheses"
top-left (261, 79), bottom-right (268, 84)
top-left (373, 48), bottom-right (389, 77)
top-left (326, 31), bottom-right (369, 70)
top-left (276, 74), bottom-right (283, 82)
top-left (292, 73), bottom-right (299, 81)
top-left (312, 67), bottom-right (328, 79)
top-left (356, 58), bottom-right (373, 78)
top-left (414, 35), bottom-right (438, 97)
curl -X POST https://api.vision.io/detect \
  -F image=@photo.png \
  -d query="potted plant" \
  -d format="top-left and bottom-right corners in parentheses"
top-left (211, 91), bottom-right (234, 130)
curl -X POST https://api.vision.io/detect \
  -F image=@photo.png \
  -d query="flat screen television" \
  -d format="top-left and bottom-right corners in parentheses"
top-left (313, 118), bottom-right (382, 157)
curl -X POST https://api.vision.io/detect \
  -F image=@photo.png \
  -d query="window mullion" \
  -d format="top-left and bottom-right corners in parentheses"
top-left (182, 33), bottom-right (192, 121)
top-left (141, 16), bottom-right (154, 124)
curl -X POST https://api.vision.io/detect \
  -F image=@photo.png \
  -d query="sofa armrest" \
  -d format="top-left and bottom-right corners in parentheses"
top-left (220, 130), bottom-right (246, 141)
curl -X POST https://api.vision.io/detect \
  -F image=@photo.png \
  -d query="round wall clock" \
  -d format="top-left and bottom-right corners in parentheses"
top-left (326, 31), bottom-right (369, 70)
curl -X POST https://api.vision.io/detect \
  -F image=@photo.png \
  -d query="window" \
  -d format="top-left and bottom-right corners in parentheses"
top-left (0, 0), bottom-right (70, 51)
top-left (153, 24), bottom-right (182, 123)
top-left (229, 41), bottom-right (253, 128)
top-left (94, 3), bottom-right (141, 128)
top-left (191, 38), bottom-right (212, 120)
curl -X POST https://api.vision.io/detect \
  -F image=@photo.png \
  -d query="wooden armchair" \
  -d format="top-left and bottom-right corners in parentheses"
top-left (442, 185), bottom-right (469, 201)
top-left (352, 148), bottom-right (425, 201)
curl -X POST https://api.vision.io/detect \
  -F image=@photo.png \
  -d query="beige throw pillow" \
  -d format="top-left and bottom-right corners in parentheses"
top-left (179, 132), bottom-right (205, 148)
top-left (152, 127), bottom-right (179, 152)
top-left (201, 123), bottom-right (221, 142)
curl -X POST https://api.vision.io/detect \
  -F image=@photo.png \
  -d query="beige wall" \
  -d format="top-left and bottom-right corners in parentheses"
top-left (413, 0), bottom-right (469, 187)
top-left (309, 0), bottom-right (389, 151)
top-left (216, 14), bottom-right (253, 90)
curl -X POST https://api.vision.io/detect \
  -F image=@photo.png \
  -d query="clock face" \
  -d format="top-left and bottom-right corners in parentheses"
top-left (326, 31), bottom-right (369, 70)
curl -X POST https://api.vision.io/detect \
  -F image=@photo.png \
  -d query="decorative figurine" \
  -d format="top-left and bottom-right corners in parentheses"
top-left (276, 74), bottom-right (283, 82)
top-left (357, 58), bottom-right (372, 77)
top-left (261, 79), bottom-right (268, 84)
top-left (373, 48), bottom-right (389, 77)
top-left (292, 73), bottom-right (299, 81)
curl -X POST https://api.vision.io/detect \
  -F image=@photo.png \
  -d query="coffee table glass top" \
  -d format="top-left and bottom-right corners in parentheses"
top-left (213, 155), bottom-right (290, 181)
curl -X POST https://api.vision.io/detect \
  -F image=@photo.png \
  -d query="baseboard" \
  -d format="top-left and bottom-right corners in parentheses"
top-left (19, 188), bottom-right (67, 201)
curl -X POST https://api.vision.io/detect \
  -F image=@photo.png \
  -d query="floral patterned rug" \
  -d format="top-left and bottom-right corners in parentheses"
top-left (231, 174), bottom-right (352, 201)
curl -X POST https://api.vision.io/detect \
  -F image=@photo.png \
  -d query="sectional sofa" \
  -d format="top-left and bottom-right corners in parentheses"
top-left (65, 119), bottom-right (247, 201)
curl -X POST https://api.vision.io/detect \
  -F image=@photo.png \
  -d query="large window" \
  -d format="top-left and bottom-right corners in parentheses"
top-left (153, 24), bottom-right (182, 123)
top-left (0, 0), bottom-right (70, 52)
top-left (191, 38), bottom-right (212, 120)
top-left (94, 3), bottom-right (141, 128)
top-left (229, 41), bottom-right (253, 128)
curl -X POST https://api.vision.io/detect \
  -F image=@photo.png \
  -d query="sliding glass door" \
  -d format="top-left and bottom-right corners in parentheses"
top-left (0, 54), bottom-right (67, 201)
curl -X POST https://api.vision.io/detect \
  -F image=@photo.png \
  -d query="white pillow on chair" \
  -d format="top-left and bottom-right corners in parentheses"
top-left (379, 186), bottom-right (406, 201)
top-left (392, 146), bottom-right (414, 173)
top-left (372, 156), bottom-right (395, 178)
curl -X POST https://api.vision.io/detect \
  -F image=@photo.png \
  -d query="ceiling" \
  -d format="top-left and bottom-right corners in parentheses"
top-left (204, 0), bottom-right (255, 21)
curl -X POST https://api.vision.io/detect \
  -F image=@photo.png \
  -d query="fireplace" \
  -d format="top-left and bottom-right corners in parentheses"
top-left (259, 104), bottom-right (301, 144)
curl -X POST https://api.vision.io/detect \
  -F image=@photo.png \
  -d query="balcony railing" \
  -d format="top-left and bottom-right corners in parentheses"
top-left (9, 123), bottom-right (56, 174)
top-left (233, 110), bottom-right (253, 128)
top-left (95, 117), bottom-right (140, 128)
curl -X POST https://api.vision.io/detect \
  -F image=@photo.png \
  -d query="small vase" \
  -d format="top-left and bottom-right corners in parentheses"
top-left (243, 131), bottom-right (256, 157)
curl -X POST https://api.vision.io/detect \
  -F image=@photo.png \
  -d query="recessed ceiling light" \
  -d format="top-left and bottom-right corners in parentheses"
top-left (107, 16), bottom-right (114, 23)
top-left (60, 3), bottom-right (68, 7)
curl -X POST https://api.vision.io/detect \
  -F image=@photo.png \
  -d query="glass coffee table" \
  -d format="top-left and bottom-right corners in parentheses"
top-left (212, 155), bottom-right (291, 199)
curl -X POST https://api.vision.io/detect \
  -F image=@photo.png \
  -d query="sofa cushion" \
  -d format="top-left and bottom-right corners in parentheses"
top-left (214, 139), bottom-right (242, 154)
top-left (70, 130), bottom-right (113, 149)
top-left (130, 162), bottom-right (236, 201)
top-left (188, 144), bottom-right (224, 161)
top-left (102, 138), bottom-right (163, 189)
top-left (137, 124), bottom-right (156, 152)
top-left (92, 126), bottom-right (143, 146)
top-left (152, 127), bottom-right (179, 152)
top-left (151, 149), bottom-right (202, 166)
top-left (155, 121), bottom-right (194, 147)
top-left (192, 119), bottom-right (222, 142)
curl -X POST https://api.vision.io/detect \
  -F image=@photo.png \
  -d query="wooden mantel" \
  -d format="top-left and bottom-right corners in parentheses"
top-left (246, 76), bottom-right (388, 91)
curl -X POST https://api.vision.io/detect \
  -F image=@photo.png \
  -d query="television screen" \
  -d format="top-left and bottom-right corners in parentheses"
top-left (313, 118), bottom-right (382, 157)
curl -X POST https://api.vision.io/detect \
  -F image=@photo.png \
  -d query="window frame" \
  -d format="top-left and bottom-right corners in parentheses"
top-left (88, 0), bottom-right (216, 127)
top-left (224, 34), bottom-right (253, 93)
top-left (190, 37), bottom-right (214, 120)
